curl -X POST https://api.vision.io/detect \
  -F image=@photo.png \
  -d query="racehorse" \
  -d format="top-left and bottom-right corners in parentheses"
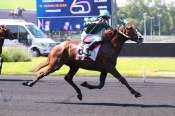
top-left (0, 25), bottom-right (11, 74)
top-left (22, 23), bottom-right (144, 100)
top-left (0, 25), bottom-right (8, 38)
top-left (8, 8), bottom-right (25, 19)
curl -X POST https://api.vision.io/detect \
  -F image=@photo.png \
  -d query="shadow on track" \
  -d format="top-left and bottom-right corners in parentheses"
top-left (0, 79), bottom-right (32, 82)
top-left (37, 101), bottom-right (175, 108)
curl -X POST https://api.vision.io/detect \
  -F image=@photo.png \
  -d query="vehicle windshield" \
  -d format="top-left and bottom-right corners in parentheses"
top-left (26, 24), bottom-right (47, 38)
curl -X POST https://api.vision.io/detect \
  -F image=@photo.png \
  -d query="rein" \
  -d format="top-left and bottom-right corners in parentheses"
top-left (103, 28), bottom-right (118, 40)
top-left (111, 29), bottom-right (118, 38)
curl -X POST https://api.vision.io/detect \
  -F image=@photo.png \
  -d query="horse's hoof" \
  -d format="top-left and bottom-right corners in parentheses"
top-left (22, 81), bottom-right (33, 87)
top-left (22, 81), bottom-right (29, 86)
top-left (81, 81), bottom-right (88, 87)
top-left (134, 92), bottom-right (142, 98)
top-left (131, 90), bottom-right (142, 98)
top-left (77, 94), bottom-right (82, 101)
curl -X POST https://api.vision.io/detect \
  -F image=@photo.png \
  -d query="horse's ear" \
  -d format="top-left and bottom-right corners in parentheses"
top-left (119, 25), bottom-right (125, 33)
top-left (127, 21), bottom-right (135, 28)
top-left (0, 25), bottom-right (6, 30)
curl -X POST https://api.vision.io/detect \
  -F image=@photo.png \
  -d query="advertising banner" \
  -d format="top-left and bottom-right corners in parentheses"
top-left (36, 0), bottom-right (112, 31)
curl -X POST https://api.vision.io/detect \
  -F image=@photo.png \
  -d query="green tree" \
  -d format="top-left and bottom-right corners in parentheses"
top-left (117, 0), bottom-right (175, 35)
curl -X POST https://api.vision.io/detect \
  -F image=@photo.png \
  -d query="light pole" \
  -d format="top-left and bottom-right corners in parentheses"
top-left (112, 0), bottom-right (117, 27)
top-left (143, 13), bottom-right (147, 39)
top-left (157, 14), bottom-right (161, 36)
top-left (150, 17), bottom-right (154, 40)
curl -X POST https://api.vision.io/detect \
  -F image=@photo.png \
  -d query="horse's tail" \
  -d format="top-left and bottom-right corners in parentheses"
top-left (29, 59), bottom-right (49, 73)
top-left (30, 41), bottom-right (70, 73)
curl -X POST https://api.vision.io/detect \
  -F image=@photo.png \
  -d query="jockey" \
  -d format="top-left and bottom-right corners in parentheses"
top-left (81, 10), bottom-right (112, 56)
top-left (118, 15), bottom-right (128, 27)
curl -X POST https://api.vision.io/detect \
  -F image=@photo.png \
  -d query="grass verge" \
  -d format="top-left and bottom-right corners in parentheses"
top-left (2, 57), bottom-right (175, 78)
top-left (0, 0), bottom-right (36, 10)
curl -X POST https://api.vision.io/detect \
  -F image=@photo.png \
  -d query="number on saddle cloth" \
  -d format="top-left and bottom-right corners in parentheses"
top-left (76, 42), bottom-right (101, 61)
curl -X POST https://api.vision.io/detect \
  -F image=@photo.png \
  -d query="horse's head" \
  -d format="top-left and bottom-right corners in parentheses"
top-left (119, 23), bottom-right (144, 44)
top-left (0, 25), bottom-right (10, 39)
top-left (103, 23), bottom-right (143, 44)
top-left (0, 25), bottom-right (7, 37)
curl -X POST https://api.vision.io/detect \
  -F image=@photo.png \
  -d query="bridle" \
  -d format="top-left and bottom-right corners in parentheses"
top-left (118, 25), bottom-right (143, 44)
top-left (103, 25), bottom-right (143, 44)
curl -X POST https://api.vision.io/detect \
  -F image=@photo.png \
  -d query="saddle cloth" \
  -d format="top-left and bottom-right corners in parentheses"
top-left (76, 43), bottom-right (101, 61)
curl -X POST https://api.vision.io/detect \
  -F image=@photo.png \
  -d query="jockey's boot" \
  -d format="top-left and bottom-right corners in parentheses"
top-left (87, 41), bottom-right (102, 51)
top-left (83, 41), bottom-right (102, 56)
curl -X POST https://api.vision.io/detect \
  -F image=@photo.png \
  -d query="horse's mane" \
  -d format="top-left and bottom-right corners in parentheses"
top-left (102, 22), bottom-right (135, 40)
top-left (119, 22), bottom-right (135, 32)
top-left (102, 28), bottom-right (118, 41)
top-left (102, 23), bottom-right (135, 44)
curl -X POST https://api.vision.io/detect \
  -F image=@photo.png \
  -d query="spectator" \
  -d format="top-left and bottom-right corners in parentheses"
top-left (14, 7), bottom-right (19, 16)
top-left (17, 7), bottom-right (25, 19)
top-left (45, 21), bottom-right (51, 36)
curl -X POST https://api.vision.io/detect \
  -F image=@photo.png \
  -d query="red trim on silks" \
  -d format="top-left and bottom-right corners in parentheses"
top-left (83, 36), bottom-right (91, 44)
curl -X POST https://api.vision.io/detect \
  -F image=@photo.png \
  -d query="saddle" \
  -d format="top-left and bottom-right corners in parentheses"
top-left (76, 42), bottom-right (101, 61)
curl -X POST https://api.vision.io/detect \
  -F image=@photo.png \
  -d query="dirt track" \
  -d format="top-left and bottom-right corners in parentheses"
top-left (0, 75), bottom-right (175, 116)
top-left (0, 9), bottom-right (36, 23)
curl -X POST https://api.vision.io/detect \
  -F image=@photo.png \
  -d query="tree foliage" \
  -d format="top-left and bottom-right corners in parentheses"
top-left (117, 0), bottom-right (175, 35)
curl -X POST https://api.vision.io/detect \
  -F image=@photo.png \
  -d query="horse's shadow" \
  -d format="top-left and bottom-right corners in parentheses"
top-left (37, 101), bottom-right (175, 108)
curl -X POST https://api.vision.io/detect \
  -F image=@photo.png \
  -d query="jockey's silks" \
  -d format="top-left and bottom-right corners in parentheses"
top-left (84, 22), bottom-right (110, 34)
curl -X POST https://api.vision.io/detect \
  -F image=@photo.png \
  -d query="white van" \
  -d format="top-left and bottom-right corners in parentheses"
top-left (0, 19), bottom-right (57, 56)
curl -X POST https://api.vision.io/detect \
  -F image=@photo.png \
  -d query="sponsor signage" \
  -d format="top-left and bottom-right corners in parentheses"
top-left (36, 0), bottom-right (112, 31)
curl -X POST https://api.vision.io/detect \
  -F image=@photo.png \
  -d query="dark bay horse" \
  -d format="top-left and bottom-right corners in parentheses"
top-left (0, 25), bottom-right (8, 38)
top-left (0, 25), bottom-right (7, 55)
top-left (0, 25), bottom-right (10, 74)
top-left (22, 24), bottom-right (144, 100)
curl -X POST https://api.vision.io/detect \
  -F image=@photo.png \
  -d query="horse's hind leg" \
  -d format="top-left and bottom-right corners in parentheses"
top-left (64, 66), bottom-right (82, 100)
top-left (30, 59), bottom-right (49, 72)
top-left (22, 58), bottom-right (63, 87)
top-left (81, 71), bottom-right (107, 89)
top-left (22, 64), bottom-right (61, 87)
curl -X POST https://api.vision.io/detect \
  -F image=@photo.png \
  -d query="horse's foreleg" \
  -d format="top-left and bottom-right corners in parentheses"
top-left (108, 67), bottom-right (142, 98)
top-left (64, 66), bottom-right (82, 100)
top-left (0, 57), bottom-right (3, 75)
top-left (81, 71), bottom-right (107, 89)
